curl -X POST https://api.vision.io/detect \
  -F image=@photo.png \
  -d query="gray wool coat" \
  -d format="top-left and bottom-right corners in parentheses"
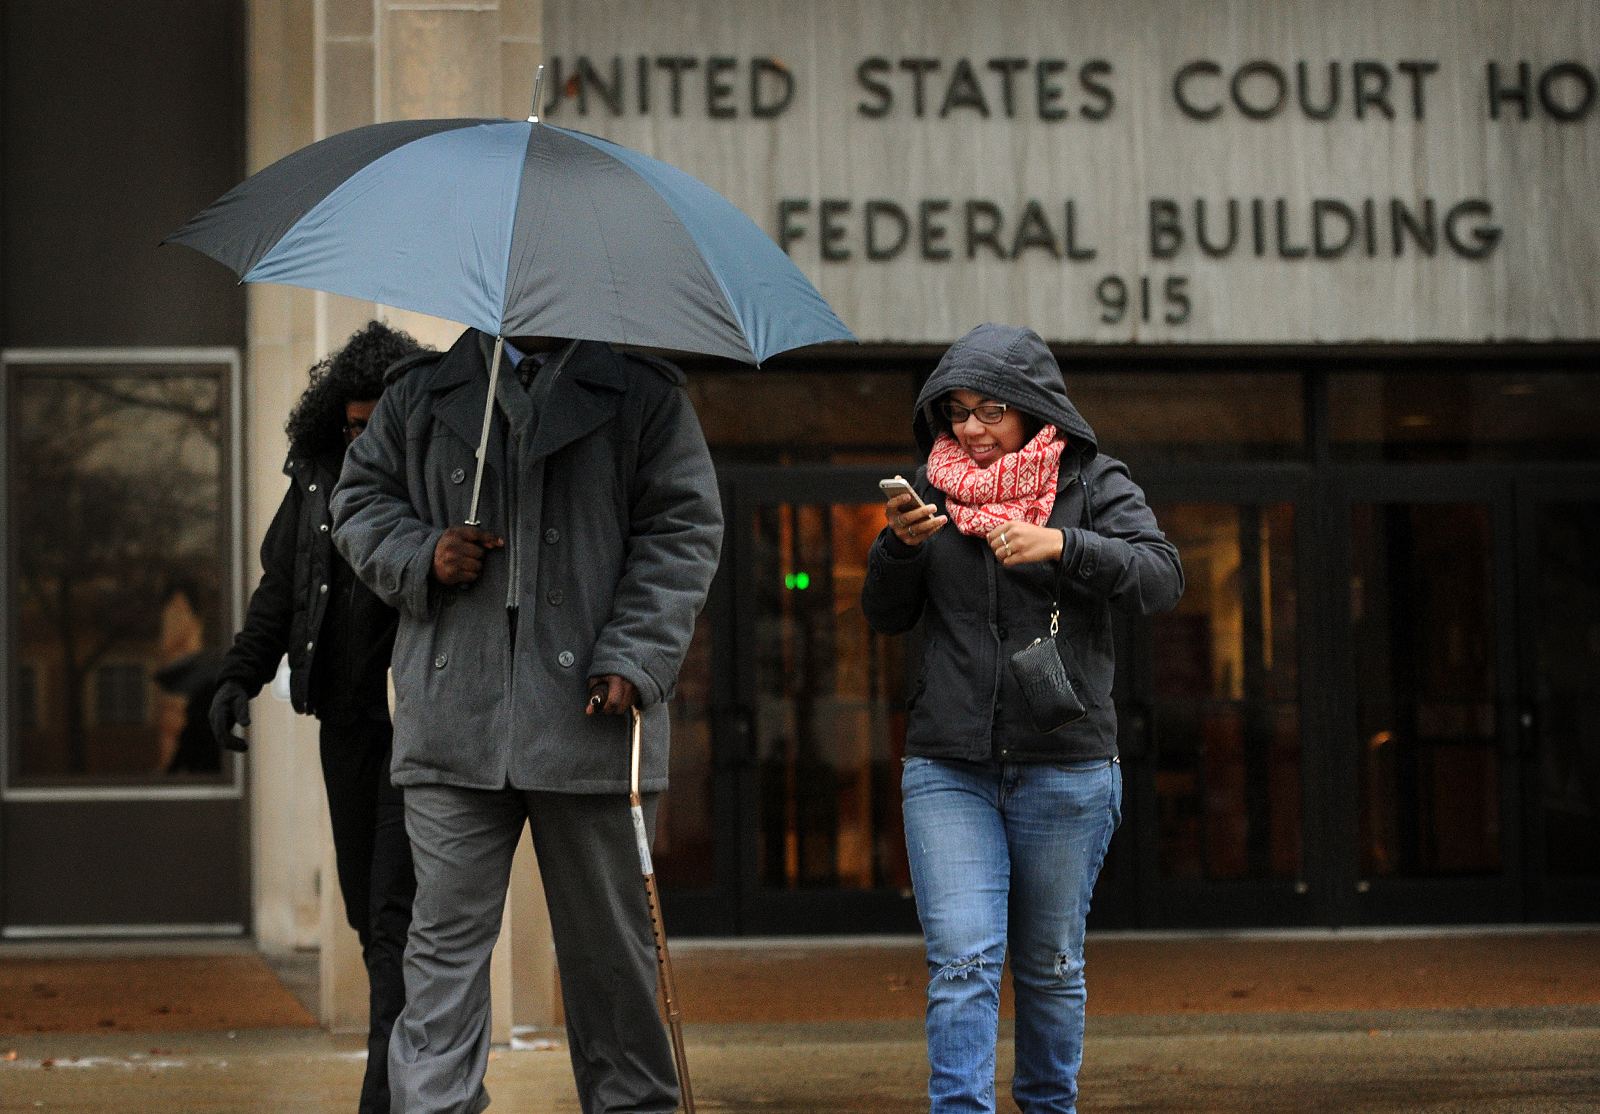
top-left (330, 329), bottom-right (723, 794)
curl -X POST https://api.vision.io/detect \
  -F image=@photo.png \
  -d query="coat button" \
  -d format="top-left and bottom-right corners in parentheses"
top-left (451, 468), bottom-right (465, 484)
top-left (320, 523), bottom-right (329, 532)
top-left (434, 653), bottom-right (448, 669)
top-left (319, 583), bottom-right (328, 593)
top-left (557, 651), bottom-right (575, 668)
top-left (997, 627), bottom-right (1008, 640)
top-left (308, 483), bottom-right (317, 492)
top-left (547, 589), bottom-right (564, 605)
top-left (544, 528), bottom-right (560, 544)
top-left (306, 641), bottom-right (315, 651)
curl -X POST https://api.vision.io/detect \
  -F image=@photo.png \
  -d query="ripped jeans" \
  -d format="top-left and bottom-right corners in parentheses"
top-left (902, 756), bottom-right (1122, 1114)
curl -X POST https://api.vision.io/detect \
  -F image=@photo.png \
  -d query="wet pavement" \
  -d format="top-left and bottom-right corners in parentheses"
top-left (4, 1007), bottom-right (1598, 1113)
top-left (5, 931), bottom-right (1599, 1112)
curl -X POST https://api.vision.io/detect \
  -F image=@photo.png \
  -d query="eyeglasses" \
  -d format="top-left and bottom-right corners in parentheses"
top-left (940, 400), bottom-right (1009, 425)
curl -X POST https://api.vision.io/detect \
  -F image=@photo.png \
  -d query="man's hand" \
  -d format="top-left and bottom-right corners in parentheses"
top-left (586, 675), bottom-right (638, 715)
top-left (432, 525), bottom-right (504, 585)
top-left (987, 520), bottom-right (1065, 567)
top-left (209, 680), bottom-right (252, 753)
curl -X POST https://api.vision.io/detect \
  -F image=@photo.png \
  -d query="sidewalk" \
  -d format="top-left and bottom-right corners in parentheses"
top-left (3, 928), bottom-right (1598, 1113)
top-left (665, 926), bottom-right (1600, 1023)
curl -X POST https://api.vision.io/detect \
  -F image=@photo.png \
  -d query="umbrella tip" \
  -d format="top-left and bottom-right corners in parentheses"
top-left (527, 63), bottom-right (546, 123)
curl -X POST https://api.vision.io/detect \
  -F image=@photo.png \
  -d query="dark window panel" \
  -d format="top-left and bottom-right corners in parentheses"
top-left (2, 0), bottom-right (246, 346)
top-left (1330, 373), bottom-right (1600, 462)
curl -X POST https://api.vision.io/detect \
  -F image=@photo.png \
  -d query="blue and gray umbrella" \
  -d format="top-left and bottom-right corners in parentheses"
top-left (168, 89), bottom-right (853, 523)
top-left (168, 117), bottom-right (851, 365)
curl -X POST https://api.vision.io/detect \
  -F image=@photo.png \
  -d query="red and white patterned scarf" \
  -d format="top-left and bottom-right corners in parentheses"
top-left (925, 426), bottom-right (1066, 536)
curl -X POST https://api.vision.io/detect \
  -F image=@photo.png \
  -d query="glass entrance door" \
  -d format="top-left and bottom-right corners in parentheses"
top-left (1106, 469), bottom-right (1321, 928)
top-left (657, 466), bottom-right (920, 935)
top-left (656, 458), bottom-right (1596, 935)
top-left (1516, 478), bottom-right (1600, 921)
top-left (1332, 471), bottom-right (1524, 924)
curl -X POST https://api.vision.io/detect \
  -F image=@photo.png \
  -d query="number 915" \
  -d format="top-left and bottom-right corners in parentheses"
top-left (1096, 275), bottom-right (1190, 325)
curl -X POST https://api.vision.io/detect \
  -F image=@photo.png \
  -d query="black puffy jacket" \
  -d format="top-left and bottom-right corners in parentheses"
top-left (217, 452), bottom-right (396, 720)
top-left (860, 325), bottom-right (1183, 764)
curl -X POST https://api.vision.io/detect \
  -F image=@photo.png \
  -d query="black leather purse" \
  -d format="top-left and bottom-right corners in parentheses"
top-left (1008, 475), bottom-right (1091, 733)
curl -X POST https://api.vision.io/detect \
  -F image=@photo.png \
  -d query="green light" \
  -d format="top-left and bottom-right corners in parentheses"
top-left (784, 571), bottom-right (812, 590)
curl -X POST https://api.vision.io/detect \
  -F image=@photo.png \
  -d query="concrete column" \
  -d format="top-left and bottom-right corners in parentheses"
top-left (246, 0), bottom-right (323, 960)
top-left (248, 0), bottom-right (555, 1037)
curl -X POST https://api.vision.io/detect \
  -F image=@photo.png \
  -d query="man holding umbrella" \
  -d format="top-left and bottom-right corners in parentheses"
top-left (167, 93), bottom-right (851, 1112)
top-left (330, 325), bottom-right (722, 1114)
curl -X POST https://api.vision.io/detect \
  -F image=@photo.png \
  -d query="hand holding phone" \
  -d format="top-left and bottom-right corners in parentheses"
top-left (878, 475), bottom-right (928, 508)
top-left (880, 475), bottom-right (946, 547)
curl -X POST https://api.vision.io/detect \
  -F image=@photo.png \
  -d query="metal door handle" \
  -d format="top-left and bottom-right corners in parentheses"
top-left (713, 705), bottom-right (756, 769)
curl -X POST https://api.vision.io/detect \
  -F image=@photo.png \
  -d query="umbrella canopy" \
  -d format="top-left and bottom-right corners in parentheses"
top-left (167, 118), bottom-right (853, 365)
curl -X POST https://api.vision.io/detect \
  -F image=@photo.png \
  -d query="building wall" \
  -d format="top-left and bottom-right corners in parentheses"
top-left (236, 0), bottom-right (1598, 950)
top-left (543, 0), bottom-right (1600, 344)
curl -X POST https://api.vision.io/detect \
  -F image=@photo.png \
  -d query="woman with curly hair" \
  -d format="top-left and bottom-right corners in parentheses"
top-left (210, 320), bottom-right (429, 1114)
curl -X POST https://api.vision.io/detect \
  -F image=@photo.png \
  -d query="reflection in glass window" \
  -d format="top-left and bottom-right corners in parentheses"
top-left (15, 665), bottom-right (39, 731)
top-left (94, 664), bottom-right (147, 725)
top-left (1064, 373), bottom-right (1304, 465)
top-left (1330, 373), bottom-right (1600, 461)
top-left (8, 369), bottom-right (228, 782)
top-left (1149, 504), bottom-right (1302, 881)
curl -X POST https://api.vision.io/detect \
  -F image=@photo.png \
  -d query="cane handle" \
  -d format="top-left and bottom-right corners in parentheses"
top-left (629, 705), bottom-right (642, 799)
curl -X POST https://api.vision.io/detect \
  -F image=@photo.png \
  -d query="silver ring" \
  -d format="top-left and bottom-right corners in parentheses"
top-left (1004, 540), bottom-right (1013, 556)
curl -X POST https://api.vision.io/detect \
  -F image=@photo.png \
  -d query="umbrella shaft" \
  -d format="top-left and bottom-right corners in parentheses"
top-left (466, 335), bottom-right (504, 525)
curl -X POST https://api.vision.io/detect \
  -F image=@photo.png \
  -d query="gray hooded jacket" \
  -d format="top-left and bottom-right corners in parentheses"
top-left (330, 329), bottom-right (723, 793)
top-left (861, 324), bottom-right (1183, 763)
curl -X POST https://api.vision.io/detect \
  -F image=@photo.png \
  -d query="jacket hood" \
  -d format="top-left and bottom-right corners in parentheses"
top-left (913, 324), bottom-right (1096, 465)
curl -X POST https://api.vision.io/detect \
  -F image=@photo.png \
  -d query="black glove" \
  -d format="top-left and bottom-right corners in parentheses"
top-left (209, 680), bottom-right (252, 753)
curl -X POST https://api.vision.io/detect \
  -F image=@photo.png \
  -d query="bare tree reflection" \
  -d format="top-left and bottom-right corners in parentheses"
top-left (11, 373), bottom-right (221, 777)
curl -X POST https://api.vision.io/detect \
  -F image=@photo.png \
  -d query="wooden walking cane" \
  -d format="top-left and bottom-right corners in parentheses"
top-left (629, 706), bottom-right (696, 1113)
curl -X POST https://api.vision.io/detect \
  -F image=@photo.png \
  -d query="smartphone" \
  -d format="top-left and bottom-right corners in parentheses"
top-left (878, 475), bottom-right (929, 508)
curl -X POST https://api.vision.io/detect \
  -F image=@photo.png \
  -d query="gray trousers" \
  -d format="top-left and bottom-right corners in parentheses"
top-left (390, 784), bottom-right (678, 1114)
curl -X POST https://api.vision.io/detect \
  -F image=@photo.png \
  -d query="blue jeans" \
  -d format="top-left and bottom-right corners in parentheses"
top-left (902, 756), bottom-right (1122, 1114)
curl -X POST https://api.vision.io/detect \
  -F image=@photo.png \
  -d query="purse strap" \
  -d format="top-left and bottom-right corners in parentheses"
top-left (1049, 473), bottom-right (1093, 637)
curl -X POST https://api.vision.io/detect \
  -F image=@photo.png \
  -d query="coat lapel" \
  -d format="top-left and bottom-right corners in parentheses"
top-left (524, 341), bottom-right (626, 463)
top-left (426, 333), bottom-right (625, 466)
top-left (427, 332), bottom-right (499, 463)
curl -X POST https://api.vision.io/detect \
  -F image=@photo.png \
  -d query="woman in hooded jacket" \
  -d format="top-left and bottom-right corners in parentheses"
top-left (862, 324), bottom-right (1183, 1114)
